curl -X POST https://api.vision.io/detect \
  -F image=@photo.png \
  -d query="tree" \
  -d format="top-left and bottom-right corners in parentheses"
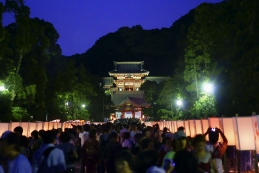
top-left (4, 0), bottom-right (33, 101)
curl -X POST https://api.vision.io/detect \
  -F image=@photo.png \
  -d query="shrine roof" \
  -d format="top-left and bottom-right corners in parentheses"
top-left (110, 61), bottom-right (149, 74)
top-left (112, 91), bottom-right (149, 107)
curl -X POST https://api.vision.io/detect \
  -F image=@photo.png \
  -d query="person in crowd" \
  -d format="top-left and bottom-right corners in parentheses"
top-left (30, 130), bottom-right (39, 147)
top-left (136, 150), bottom-right (173, 173)
top-left (14, 126), bottom-right (23, 137)
top-left (75, 126), bottom-right (85, 148)
top-left (204, 127), bottom-right (228, 173)
top-left (32, 130), bottom-right (66, 173)
top-left (162, 130), bottom-right (187, 167)
top-left (140, 138), bottom-right (154, 151)
top-left (82, 124), bottom-right (90, 144)
top-left (31, 130), bottom-right (45, 152)
top-left (131, 133), bottom-right (145, 160)
top-left (105, 132), bottom-right (122, 173)
top-left (120, 124), bottom-right (129, 143)
top-left (122, 132), bottom-right (133, 149)
top-left (173, 150), bottom-right (200, 173)
top-left (19, 135), bottom-right (30, 157)
top-left (177, 126), bottom-right (185, 132)
top-left (158, 137), bottom-right (172, 167)
top-left (57, 132), bottom-right (78, 173)
top-left (193, 134), bottom-right (218, 173)
top-left (130, 122), bottom-right (141, 144)
top-left (99, 123), bottom-right (112, 173)
top-left (81, 129), bottom-right (99, 173)
top-left (0, 131), bottom-right (32, 173)
top-left (142, 128), bottom-right (151, 139)
top-left (115, 150), bottom-right (134, 173)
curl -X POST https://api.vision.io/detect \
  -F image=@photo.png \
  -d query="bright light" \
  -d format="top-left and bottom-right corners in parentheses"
top-left (176, 100), bottom-right (183, 107)
top-left (82, 104), bottom-right (86, 108)
top-left (203, 83), bottom-right (214, 94)
top-left (0, 86), bottom-right (5, 91)
top-left (65, 102), bottom-right (69, 106)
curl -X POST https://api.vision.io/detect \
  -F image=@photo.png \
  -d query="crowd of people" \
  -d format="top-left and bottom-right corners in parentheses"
top-left (0, 121), bottom-right (228, 173)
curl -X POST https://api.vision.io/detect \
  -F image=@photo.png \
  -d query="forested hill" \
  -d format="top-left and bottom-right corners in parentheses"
top-left (68, 9), bottom-right (195, 77)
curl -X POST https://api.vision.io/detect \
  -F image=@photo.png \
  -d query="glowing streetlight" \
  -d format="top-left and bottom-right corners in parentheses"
top-left (65, 102), bottom-right (69, 106)
top-left (203, 83), bottom-right (214, 94)
top-left (0, 86), bottom-right (5, 91)
top-left (176, 100), bottom-right (183, 107)
top-left (82, 104), bottom-right (86, 108)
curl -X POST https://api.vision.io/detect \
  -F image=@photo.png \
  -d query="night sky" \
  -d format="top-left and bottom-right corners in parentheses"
top-left (2, 0), bottom-right (221, 56)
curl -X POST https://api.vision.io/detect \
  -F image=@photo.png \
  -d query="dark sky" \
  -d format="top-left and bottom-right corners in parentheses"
top-left (2, 0), bottom-right (221, 56)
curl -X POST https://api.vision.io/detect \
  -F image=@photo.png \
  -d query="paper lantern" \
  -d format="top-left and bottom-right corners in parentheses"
top-left (221, 118), bottom-right (236, 146)
top-left (251, 116), bottom-right (259, 153)
top-left (11, 122), bottom-right (20, 131)
top-left (195, 120), bottom-right (203, 135)
top-left (189, 120), bottom-right (196, 137)
top-left (0, 123), bottom-right (10, 136)
top-left (43, 122), bottom-right (49, 131)
top-left (184, 120), bottom-right (191, 137)
top-left (232, 117), bottom-right (255, 150)
top-left (20, 122), bottom-right (29, 137)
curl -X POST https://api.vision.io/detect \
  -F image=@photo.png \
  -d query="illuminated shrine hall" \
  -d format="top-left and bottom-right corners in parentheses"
top-left (103, 61), bottom-right (168, 119)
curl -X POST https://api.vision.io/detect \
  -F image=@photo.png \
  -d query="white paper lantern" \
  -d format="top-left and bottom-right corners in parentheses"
top-left (195, 120), bottom-right (203, 135)
top-left (232, 117), bottom-right (255, 150)
top-left (221, 118), bottom-right (236, 146)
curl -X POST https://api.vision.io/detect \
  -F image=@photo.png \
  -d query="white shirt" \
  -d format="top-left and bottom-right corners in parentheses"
top-left (206, 144), bottom-right (223, 173)
top-left (33, 144), bottom-right (66, 173)
top-left (8, 154), bottom-right (32, 173)
top-left (79, 131), bottom-right (89, 147)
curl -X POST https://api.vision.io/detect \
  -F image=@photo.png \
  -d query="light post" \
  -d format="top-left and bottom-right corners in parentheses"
top-left (0, 85), bottom-right (6, 91)
top-left (203, 82), bottom-right (214, 94)
top-left (176, 99), bottom-right (183, 116)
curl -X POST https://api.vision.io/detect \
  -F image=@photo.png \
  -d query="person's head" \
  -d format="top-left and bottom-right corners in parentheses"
top-left (135, 133), bottom-right (144, 144)
top-left (123, 132), bottom-right (130, 140)
top-left (162, 137), bottom-right (172, 148)
top-left (135, 150), bottom-right (159, 173)
top-left (31, 130), bottom-right (39, 140)
top-left (177, 126), bottom-right (185, 132)
top-left (193, 134), bottom-right (206, 152)
top-left (209, 130), bottom-right (219, 145)
top-left (173, 131), bottom-right (187, 151)
top-left (140, 138), bottom-right (154, 151)
top-left (89, 129), bottom-right (97, 139)
top-left (163, 127), bottom-right (168, 133)
top-left (42, 130), bottom-right (56, 144)
top-left (131, 122), bottom-right (137, 131)
top-left (173, 150), bottom-right (199, 173)
top-left (115, 150), bottom-right (134, 173)
top-left (38, 130), bottom-right (45, 139)
top-left (76, 126), bottom-right (83, 133)
top-left (110, 132), bottom-right (118, 142)
top-left (13, 126), bottom-right (23, 137)
top-left (83, 124), bottom-right (90, 132)
top-left (142, 128), bottom-right (151, 138)
top-left (0, 131), bottom-right (21, 158)
top-left (59, 132), bottom-right (71, 143)
top-left (104, 123), bottom-right (112, 133)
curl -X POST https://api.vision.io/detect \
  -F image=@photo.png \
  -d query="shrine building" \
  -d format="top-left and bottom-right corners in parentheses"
top-left (103, 61), bottom-right (168, 119)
